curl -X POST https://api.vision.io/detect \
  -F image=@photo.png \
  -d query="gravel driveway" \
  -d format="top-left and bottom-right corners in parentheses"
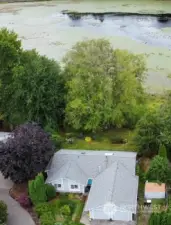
top-left (0, 173), bottom-right (35, 225)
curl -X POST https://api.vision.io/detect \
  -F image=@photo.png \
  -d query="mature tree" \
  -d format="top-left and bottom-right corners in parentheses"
top-left (0, 123), bottom-right (55, 183)
top-left (158, 144), bottom-right (167, 158)
top-left (135, 109), bottom-right (162, 156)
top-left (0, 28), bottom-right (21, 117)
top-left (146, 155), bottom-right (170, 183)
top-left (0, 28), bottom-right (21, 83)
top-left (1, 49), bottom-right (65, 127)
top-left (64, 39), bottom-right (146, 131)
top-left (29, 173), bottom-right (47, 205)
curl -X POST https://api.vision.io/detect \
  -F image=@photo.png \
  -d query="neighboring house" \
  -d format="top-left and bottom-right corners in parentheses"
top-left (144, 182), bottom-right (166, 200)
top-left (0, 132), bottom-right (11, 143)
top-left (46, 149), bottom-right (139, 222)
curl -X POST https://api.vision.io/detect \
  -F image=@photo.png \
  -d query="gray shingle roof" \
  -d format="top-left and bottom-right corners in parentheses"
top-left (46, 149), bottom-right (137, 180)
top-left (84, 161), bottom-right (138, 212)
top-left (46, 149), bottom-right (138, 211)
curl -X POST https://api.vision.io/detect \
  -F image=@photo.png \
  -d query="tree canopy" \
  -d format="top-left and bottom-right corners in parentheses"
top-left (0, 28), bottom-right (65, 128)
top-left (146, 155), bottom-right (170, 183)
top-left (64, 39), bottom-right (147, 131)
top-left (135, 94), bottom-right (171, 157)
top-left (135, 109), bottom-right (162, 156)
top-left (0, 123), bottom-right (55, 183)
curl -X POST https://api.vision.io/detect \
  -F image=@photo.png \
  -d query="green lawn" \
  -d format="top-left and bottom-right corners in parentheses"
top-left (61, 128), bottom-right (136, 151)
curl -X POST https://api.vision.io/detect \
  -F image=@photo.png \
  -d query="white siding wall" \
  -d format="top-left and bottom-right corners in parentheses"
top-left (89, 206), bottom-right (133, 221)
top-left (145, 192), bottom-right (165, 199)
top-left (49, 178), bottom-right (85, 193)
top-left (90, 207), bottom-right (109, 220)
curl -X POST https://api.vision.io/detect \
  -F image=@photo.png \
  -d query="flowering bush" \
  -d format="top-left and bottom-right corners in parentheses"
top-left (16, 193), bottom-right (31, 208)
top-left (85, 137), bottom-right (92, 143)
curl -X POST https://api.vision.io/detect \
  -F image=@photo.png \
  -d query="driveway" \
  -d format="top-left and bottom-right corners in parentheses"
top-left (0, 173), bottom-right (35, 225)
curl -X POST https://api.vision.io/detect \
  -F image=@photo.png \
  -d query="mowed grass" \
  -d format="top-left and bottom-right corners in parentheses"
top-left (62, 128), bottom-right (137, 151)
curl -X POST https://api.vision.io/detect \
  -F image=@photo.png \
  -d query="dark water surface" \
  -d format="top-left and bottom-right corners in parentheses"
top-left (60, 14), bottom-right (171, 49)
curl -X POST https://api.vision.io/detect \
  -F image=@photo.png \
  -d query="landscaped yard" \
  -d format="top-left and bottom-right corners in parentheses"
top-left (35, 193), bottom-right (85, 225)
top-left (50, 193), bottom-right (85, 223)
top-left (61, 128), bottom-right (136, 151)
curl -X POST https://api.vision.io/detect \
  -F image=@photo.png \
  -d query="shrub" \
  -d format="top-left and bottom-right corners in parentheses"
top-left (35, 203), bottom-right (51, 217)
top-left (159, 144), bottom-right (167, 158)
top-left (16, 193), bottom-right (31, 208)
top-left (77, 133), bottom-right (84, 139)
top-left (60, 205), bottom-right (71, 217)
top-left (110, 136), bottom-right (126, 144)
top-left (40, 212), bottom-right (55, 225)
top-left (65, 133), bottom-right (74, 139)
top-left (51, 133), bottom-right (64, 149)
top-left (28, 173), bottom-right (47, 205)
top-left (0, 201), bottom-right (7, 224)
top-left (60, 199), bottom-right (76, 214)
top-left (45, 184), bottom-right (56, 200)
top-left (68, 193), bottom-right (75, 200)
top-left (49, 200), bottom-right (60, 215)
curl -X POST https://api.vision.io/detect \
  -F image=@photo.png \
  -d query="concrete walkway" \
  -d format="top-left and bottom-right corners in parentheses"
top-left (0, 173), bottom-right (35, 225)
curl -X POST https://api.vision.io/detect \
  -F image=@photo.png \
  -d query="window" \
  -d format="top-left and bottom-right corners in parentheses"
top-left (71, 185), bottom-right (78, 189)
top-left (55, 184), bottom-right (61, 188)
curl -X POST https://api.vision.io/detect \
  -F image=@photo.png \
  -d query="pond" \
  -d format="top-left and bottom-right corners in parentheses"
top-left (0, 1), bottom-right (171, 92)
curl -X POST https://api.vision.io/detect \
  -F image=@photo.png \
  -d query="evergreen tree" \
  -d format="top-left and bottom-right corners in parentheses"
top-left (159, 144), bottom-right (167, 158)
top-left (29, 173), bottom-right (47, 205)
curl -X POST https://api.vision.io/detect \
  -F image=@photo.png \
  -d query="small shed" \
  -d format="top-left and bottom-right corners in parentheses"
top-left (144, 182), bottom-right (166, 200)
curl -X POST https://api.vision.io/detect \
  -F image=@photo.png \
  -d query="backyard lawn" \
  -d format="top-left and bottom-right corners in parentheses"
top-left (61, 128), bottom-right (136, 151)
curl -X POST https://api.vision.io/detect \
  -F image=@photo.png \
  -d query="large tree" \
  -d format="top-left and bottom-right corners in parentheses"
top-left (135, 93), bottom-right (171, 157)
top-left (146, 155), bottom-right (170, 183)
top-left (64, 39), bottom-right (146, 131)
top-left (9, 50), bottom-right (65, 127)
top-left (0, 28), bottom-right (22, 117)
top-left (0, 123), bottom-right (55, 183)
top-left (135, 109), bottom-right (162, 156)
top-left (0, 28), bottom-right (65, 128)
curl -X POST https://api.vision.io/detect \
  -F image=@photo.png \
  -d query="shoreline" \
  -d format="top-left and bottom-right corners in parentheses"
top-left (62, 10), bottom-right (171, 17)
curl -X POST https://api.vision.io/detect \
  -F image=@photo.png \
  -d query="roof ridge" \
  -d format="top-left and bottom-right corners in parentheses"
top-left (110, 162), bottom-right (119, 203)
top-left (118, 160), bottom-right (137, 179)
top-left (65, 161), bottom-right (72, 178)
top-left (75, 161), bottom-right (89, 178)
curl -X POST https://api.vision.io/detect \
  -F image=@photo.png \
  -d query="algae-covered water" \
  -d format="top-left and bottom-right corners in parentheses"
top-left (0, 0), bottom-right (171, 92)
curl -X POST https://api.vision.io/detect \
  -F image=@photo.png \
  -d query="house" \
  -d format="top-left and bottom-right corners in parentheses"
top-left (46, 149), bottom-right (139, 222)
top-left (144, 182), bottom-right (166, 200)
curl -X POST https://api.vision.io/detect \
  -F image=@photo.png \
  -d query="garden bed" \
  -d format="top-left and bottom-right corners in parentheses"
top-left (34, 193), bottom-right (85, 225)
